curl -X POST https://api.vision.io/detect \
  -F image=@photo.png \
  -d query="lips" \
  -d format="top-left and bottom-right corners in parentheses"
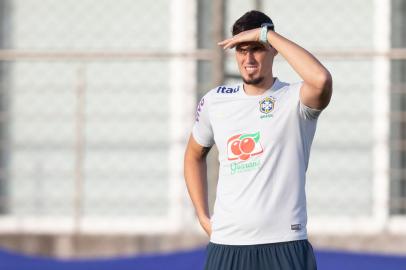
top-left (245, 65), bottom-right (258, 73)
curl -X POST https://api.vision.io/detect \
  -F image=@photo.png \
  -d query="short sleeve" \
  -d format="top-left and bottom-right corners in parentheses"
top-left (290, 81), bottom-right (322, 120)
top-left (192, 94), bottom-right (214, 147)
top-left (299, 102), bottom-right (322, 120)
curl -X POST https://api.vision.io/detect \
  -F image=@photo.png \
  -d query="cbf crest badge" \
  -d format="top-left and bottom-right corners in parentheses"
top-left (259, 97), bottom-right (275, 119)
top-left (259, 96), bottom-right (275, 116)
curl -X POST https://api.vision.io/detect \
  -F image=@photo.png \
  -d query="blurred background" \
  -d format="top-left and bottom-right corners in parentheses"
top-left (0, 0), bottom-right (405, 263)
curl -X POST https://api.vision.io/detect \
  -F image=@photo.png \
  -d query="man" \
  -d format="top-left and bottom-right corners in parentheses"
top-left (184, 10), bottom-right (332, 270)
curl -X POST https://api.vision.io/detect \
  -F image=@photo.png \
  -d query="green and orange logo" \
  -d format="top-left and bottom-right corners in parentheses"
top-left (227, 132), bottom-right (263, 161)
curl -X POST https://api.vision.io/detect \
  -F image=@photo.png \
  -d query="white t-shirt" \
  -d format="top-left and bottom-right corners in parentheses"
top-left (192, 78), bottom-right (321, 245)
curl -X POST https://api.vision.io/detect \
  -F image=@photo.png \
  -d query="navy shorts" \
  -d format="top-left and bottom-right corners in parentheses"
top-left (204, 239), bottom-right (317, 270)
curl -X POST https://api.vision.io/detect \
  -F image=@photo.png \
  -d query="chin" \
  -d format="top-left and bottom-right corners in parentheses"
top-left (242, 76), bottom-right (264, 85)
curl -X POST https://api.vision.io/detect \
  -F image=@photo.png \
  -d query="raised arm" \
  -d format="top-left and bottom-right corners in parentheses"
top-left (184, 134), bottom-right (212, 236)
top-left (218, 28), bottom-right (332, 110)
top-left (266, 31), bottom-right (332, 110)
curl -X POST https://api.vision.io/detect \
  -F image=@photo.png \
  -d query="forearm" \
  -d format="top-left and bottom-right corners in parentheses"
top-left (267, 31), bottom-right (331, 88)
top-left (184, 155), bottom-right (210, 221)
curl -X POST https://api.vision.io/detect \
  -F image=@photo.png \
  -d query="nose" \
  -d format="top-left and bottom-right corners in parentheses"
top-left (246, 51), bottom-right (256, 63)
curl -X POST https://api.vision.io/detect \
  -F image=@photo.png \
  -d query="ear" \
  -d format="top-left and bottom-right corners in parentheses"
top-left (265, 45), bottom-right (278, 57)
top-left (270, 46), bottom-right (278, 56)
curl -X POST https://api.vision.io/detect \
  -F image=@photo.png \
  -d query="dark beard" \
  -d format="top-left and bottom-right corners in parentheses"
top-left (242, 76), bottom-right (264, 85)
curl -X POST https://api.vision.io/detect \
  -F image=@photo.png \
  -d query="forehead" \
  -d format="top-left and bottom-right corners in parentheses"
top-left (235, 42), bottom-right (267, 50)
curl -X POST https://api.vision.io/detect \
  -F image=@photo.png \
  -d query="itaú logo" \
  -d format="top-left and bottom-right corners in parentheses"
top-left (227, 131), bottom-right (263, 161)
top-left (216, 85), bottom-right (240, 94)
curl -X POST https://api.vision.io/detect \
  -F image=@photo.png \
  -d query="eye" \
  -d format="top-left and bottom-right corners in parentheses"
top-left (251, 46), bottom-right (264, 52)
top-left (236, 48), bottom-right (248, 54)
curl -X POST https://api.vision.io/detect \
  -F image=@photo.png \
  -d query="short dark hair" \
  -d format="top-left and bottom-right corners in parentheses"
top-left (232, 10), bottom-right (274, 36)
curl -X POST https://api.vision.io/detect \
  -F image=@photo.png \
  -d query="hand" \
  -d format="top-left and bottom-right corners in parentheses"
top-left (217, 28), bottom-right (261, 49)
top-left (199, 216), bottom-right (212, 237)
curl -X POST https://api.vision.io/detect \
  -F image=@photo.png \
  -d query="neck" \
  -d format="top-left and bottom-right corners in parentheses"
top-left (243, 75), bottom-right (275, 96)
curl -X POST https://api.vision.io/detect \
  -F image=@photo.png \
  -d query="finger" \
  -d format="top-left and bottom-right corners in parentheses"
top-left (219, 43), bottom-right (230, 49)
top-left (217, 42), bottom-right (229, 49)
top-left (217, 38), bottom-right (233, 46)
top-left (223, 41), bottom-right (237, 50)
top-left (218, 42), bottom-right (233, 50)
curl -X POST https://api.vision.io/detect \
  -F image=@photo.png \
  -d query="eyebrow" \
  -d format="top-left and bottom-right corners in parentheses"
top-left (236, 44), bottom-right (266, 51)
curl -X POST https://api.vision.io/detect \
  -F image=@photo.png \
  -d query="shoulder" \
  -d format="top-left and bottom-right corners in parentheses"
top-left (275, 79), bottom-right (299, 91)
top-left (275, 79), bottom-right (302, 98)
top-left (288, 81), bottom-right (303, 91)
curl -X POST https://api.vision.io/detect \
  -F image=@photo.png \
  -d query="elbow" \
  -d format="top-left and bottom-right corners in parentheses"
top-left (318, 70), bottom-right (333, 91)
top-left (319, 71), bottom-right (333, 109)
top-left (305, 69), bottom-right (332, 95)
top-left (310, 70), bottom-right (332, 98)
top-left (308, 71), bottom-right (332, 110)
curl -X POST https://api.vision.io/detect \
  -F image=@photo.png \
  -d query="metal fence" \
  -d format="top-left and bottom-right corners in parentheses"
top-left (0, 0), bottom-right (404, 238)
